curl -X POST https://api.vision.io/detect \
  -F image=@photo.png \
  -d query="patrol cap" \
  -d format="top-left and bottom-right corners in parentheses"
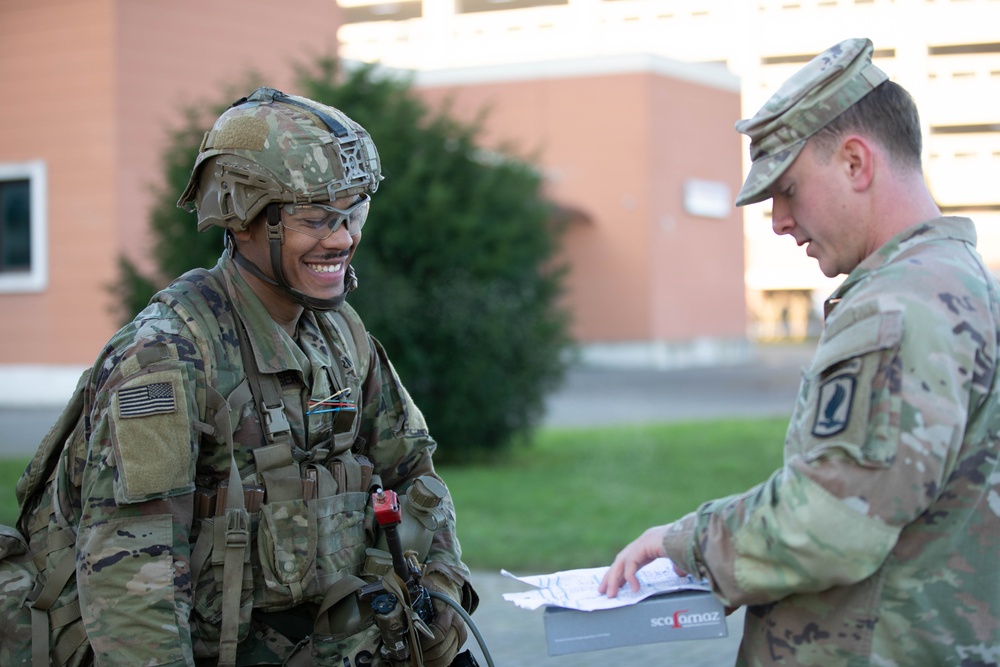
top-left (734, 38), bottom-right (889, 207)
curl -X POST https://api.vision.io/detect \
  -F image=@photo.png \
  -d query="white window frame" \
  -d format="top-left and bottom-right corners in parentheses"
top-left (0, 160), bottom-right (48, 293)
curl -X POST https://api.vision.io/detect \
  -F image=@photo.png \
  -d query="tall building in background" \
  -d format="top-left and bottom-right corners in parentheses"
top-left (336, 0), bottom-right (1000, 339)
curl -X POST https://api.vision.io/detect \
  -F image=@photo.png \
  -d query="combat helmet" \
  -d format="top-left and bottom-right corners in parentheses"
top-left (178, 86), bottom-right (382, 310)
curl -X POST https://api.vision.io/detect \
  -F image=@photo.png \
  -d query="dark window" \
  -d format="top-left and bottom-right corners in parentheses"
top-left (341, 1), bottom-right (422, 23)
top-left (761, 48), bottom-right (895, 66)
top-left (930, 123), bottom-right (1000, 134)
top-left (940, 203), bottom-right (1000, 213)
top-left (0, 178), bottom-right (31, 273)
top-left (458, 0), bottom-right (568, 15)
top-left (929, 43), bottom-right (1000, 56)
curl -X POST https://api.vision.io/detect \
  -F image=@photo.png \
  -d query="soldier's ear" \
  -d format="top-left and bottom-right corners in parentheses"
top-left (840, 136), bottom-right (875, 192)
top-left (232, 213), bottom-right (267, 244)
top-left (232, 227), bottom-right (252, 244)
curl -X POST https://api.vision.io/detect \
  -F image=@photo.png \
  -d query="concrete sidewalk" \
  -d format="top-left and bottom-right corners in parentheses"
top-left (543, 342), bottom-right (813, 429)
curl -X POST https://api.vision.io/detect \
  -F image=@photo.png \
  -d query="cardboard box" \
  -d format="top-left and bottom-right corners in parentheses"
top-left (543, 590), bottom-right (728, 656)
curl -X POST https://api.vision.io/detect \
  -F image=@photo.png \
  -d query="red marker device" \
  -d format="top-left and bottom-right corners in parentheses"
top-left (372, 489), bottom-right (410, 583)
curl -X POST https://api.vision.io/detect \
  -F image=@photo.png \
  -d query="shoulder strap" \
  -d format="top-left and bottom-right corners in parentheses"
top-left (332, 302), bottom-right (372, 381)
top-left (160, 266), bottom-right (257, 666)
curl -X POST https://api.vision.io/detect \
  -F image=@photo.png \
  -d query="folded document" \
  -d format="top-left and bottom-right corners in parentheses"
top-left (501, 557), bottom-right (711, 611)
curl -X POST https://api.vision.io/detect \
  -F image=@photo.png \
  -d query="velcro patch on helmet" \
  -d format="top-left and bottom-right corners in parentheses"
top-left (213, 115), bottom-right (269, 151)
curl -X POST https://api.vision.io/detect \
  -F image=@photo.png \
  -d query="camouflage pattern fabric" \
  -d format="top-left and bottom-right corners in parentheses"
top-left (734, 37), bottom-right (887, 207)
top-left (0, 525), bottom-right (37, 665)
top-left (56, 252), bottom-right (470, 666)
top-left (178, 86), bottom-right (382, 234)
top-left (662, 218), bottom-right (1000, 666)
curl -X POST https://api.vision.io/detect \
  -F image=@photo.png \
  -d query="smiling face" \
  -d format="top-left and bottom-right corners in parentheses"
top-left (768, 140), bottom-right (869, 278)
top-left (233, 194), bottom-right (363, 324)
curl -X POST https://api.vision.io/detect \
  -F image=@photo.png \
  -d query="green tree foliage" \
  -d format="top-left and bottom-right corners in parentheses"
top-left (118, 59), bottom-right (571, 462)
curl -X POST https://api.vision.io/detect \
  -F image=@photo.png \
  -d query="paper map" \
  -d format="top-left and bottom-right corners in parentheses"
top-left (501, 557), bottom-right (711, 611)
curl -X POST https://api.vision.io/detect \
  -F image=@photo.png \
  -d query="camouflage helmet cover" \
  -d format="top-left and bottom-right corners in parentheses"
top-left (178, 86), bottom-right (382, 232)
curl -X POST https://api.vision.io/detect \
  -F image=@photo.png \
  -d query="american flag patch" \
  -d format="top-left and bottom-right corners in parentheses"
top-left (118, 382), bottom-right (176, 418)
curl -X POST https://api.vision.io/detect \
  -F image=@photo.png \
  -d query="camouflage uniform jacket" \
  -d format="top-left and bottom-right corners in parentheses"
top-left (663, 217), bottom-right (1000, 666)
top-left (67, 253), bottom-right (470, 666)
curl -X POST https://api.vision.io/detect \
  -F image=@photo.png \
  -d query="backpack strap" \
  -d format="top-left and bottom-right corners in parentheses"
top-left (26, 526), bottom-right (85, 667)
top-left (205, 383), bottom-right (253, 667)
top-left (161, 266), bottom-right (259, 667)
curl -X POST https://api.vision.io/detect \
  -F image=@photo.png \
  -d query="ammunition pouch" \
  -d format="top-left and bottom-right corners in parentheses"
top-left (189, 446), bottom-right (381, 661)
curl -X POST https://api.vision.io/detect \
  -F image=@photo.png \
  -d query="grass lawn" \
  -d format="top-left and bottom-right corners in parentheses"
top-left (0, 417), bottom-right (787, 572)
top-left (438, 417), bottom-right (786, 572)
top-left (0, 455), bottom-right (28, 528)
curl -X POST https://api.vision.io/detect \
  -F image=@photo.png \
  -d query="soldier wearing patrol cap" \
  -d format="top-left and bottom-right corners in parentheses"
top-left (1, 87), bottom-right (477, 666)
top-left (601, 38), bottom-right (1000, 665)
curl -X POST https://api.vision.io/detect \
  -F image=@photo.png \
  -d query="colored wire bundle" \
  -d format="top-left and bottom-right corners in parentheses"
top-left (306, 388), bottom-right (358, 415)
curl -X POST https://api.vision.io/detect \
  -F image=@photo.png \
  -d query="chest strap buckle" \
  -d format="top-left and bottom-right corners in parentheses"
top-left (264, 402), bottom-right (291, 440)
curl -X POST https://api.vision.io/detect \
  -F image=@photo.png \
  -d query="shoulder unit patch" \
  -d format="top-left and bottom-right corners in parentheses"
top-left (812, 375), bottom-right (855, 438)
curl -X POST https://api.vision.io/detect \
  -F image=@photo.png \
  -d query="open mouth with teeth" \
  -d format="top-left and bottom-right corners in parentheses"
top-left (307, 262), bottom-right (343, 273)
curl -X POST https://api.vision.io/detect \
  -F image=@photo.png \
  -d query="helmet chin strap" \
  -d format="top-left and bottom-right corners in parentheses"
top-left (228, 205), bottom-right (354, 313)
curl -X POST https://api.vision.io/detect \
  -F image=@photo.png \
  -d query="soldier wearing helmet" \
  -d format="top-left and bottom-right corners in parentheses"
top-left (178, 86), bottom-right (383, 314)
top-left (10, 87), bottom-right (477, 666)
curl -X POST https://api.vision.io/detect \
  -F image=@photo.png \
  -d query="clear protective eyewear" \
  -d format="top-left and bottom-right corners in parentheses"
top-left (281, 193), bottom-right (371, 240)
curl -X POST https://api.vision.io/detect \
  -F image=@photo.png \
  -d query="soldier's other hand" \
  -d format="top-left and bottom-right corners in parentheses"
top-left (420, 570), bottom-right (469, 667)
top-left (598, 525), bottom-right (671, 598)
